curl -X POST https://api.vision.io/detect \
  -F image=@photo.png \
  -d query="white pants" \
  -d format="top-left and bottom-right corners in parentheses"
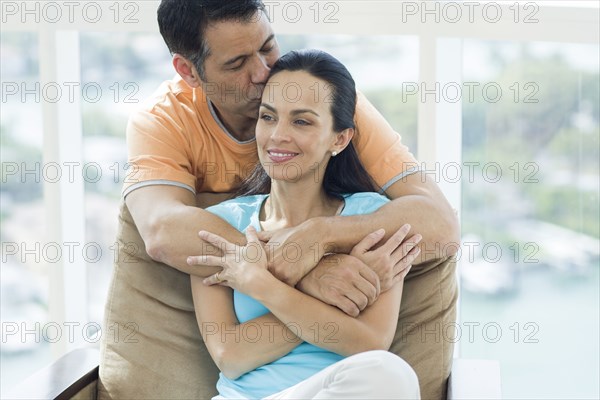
top-left (216, 350), bottom-right (420, 399)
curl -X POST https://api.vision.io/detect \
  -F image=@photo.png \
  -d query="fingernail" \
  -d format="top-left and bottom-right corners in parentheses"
top-left (403, 224), bottom-right (411, 232)
top-left (415, 234), bottom-right (422, 242)
top-left (187, 257), bottom-right (193, 265)
top-left (375, 228), bottom-right (385, 236)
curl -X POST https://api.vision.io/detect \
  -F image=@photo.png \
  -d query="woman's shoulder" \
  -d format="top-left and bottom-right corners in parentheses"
top-left (209, 194), bottom-right (267, 208)
top-left (342, 192), bottom-right (389, 215)
top-left (205, 194), bottom-right (268, 229)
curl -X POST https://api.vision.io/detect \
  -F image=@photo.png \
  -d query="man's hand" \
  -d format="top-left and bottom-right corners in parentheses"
top-left (257, 218), bottom-right (332, 286)
top-left (295, 254), bottom-right (380, 317)
top-left (350, 224), bottom-right (422, 292)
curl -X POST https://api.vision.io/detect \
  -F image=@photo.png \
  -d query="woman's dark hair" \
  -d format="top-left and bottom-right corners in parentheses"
top-left (237, 49), bottom-right (380, 200)
top-left (157, 0), bottom-right (266, 80)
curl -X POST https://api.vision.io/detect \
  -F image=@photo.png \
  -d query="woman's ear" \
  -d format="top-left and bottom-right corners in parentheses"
top-left (331, 128), bottom-right (354, 155)
top-left (173, 54), bottom-right (202, 88)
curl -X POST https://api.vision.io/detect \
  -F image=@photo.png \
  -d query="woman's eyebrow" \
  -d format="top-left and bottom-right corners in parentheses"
top-left (260, 103), bottom-right (277, 113)
top-left (290, 109), bottom-right (319, 117)
top-left (260, 104), bottom-right (320, 117)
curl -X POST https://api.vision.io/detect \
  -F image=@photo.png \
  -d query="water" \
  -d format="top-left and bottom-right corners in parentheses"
top-left (461, 265), bottom-right (600, 399)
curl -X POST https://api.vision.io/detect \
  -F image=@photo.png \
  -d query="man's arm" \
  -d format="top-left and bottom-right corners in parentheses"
top-left (321, 171), bottom-right (459, 263)
top-left (126, 185), bottom-right (246, 277)
top-left (260, 173), bottom-right (458, 285)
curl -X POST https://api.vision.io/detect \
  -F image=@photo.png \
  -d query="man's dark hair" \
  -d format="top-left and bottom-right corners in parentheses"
top-left (237, 49), bottom-right (380, 200)
top-left (157, 0), bottom-right (267, 80)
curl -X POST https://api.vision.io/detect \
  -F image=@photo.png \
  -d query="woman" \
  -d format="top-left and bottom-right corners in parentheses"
top-left (190, 49), bottom-right (422, 399)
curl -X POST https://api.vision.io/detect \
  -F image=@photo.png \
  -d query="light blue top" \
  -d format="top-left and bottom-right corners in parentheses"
top-left (206, 192), bottom-right (389, 399)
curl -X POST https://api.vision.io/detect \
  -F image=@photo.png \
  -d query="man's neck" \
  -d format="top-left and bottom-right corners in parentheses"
top-left (210, 101), bottom-right (257, 142)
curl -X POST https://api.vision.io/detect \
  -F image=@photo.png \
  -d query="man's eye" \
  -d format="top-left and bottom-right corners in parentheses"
top-left (229, 59), bottom-right (246, 71)
top-left (261, 46), bottom-right (274, 53)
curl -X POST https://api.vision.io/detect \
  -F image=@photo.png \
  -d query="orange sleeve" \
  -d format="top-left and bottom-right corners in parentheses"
top-left (122, 106), bottom-right (198, 197)
top-left (352, 91), bottom-right (419, 193)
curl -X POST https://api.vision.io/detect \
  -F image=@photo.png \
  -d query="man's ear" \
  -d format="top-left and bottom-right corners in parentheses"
top-left (173, 54), bottom-right (202, 88)
top-left (332, 128), bottom-right (354, 154)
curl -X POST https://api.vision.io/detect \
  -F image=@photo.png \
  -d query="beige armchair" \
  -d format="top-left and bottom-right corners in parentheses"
top-left (7, 347), bottom-right (501, 400)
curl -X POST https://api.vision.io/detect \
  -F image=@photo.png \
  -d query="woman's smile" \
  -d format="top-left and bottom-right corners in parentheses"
top-left (267, 149), bottom-right (299, 163)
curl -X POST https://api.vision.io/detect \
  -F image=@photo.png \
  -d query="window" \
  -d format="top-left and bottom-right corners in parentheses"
top-left (460, 40), bottom-right (599, 398)
top-left (278, 35), bottom-right (419, 152)
top-left (1, 32), bottom-right (53, 394)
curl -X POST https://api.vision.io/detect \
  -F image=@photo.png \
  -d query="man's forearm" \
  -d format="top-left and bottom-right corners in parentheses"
top-left (320, 193), bottom-right (459, 264)
top-left (148, 205), bottom-right (247, 275)
top-left (126, 186), bottom-right (246, 277)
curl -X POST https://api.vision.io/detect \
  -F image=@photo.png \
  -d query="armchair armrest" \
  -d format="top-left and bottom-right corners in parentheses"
top-left (447, 359), bottom-right (502, 399)
top-left (6, 347), bottom-right (99, 400)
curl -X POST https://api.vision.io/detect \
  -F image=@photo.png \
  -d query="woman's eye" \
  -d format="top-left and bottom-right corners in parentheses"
top-left (260, 114), bottom-right (274, 121)
top-left (294, 119), bottom-right (309, 126)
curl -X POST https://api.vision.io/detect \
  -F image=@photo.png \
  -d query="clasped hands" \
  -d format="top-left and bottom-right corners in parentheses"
top-left (188, 222), bottom-right (422, 317)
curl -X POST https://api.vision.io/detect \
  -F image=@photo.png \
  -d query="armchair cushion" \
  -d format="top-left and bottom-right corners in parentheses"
top-left (98, 202), bottom-right (459, 399)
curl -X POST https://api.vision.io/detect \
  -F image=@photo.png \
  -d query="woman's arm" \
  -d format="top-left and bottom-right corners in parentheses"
top-left (248, 269), bottom-right (405, 356)
top-left (190, 276), bottom-right (301, 380)
top-left (196, 226), bottom-right (416, 357)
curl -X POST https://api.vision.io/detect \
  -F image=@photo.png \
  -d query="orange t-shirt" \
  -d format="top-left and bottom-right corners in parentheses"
top-left (123, 76), bottom-right (418, 197)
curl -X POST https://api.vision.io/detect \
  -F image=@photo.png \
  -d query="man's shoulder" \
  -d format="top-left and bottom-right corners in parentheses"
top-left (127, 75), bottom-right (210, 136)
top-left (354, 90), bottom-right (375, 116)
top-left (138, 75), bottom-right (195, 112)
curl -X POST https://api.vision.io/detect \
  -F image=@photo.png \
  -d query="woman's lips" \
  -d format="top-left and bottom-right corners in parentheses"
top-left (267, 150), bottom-right (299, 163)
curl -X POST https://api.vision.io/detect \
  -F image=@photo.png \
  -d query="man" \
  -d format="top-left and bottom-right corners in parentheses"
top-left (98, 1), bottom-right (459, 399)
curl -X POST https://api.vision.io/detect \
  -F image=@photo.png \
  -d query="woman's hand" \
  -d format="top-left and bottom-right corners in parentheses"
top-left (256, 218), bottom-right (331, 286)
top-left (350, 224), bottom-right (422, 292)
top-left (188, 226), bottom-right (270, 294)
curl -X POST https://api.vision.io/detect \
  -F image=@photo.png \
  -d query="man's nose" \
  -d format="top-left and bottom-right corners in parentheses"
top-left (250, 55), bottom-right (271, 84)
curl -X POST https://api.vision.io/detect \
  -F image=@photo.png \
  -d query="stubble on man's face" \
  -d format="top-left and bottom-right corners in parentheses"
top-left (200, 12), bottom-right (280, 121)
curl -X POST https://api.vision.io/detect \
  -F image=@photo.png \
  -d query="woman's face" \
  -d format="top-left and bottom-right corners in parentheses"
top-left (256, 70), bottom-right (342, 183)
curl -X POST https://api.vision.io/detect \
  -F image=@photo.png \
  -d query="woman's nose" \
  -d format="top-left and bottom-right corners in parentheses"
top-left (270, 122), bottom-right (290, 142)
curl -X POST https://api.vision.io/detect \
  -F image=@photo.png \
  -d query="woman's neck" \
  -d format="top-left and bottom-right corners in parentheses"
top-left (261, 180), bottom-right (342, 230)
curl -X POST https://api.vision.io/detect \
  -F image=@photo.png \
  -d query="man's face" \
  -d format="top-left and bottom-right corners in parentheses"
top-left (200, 11), bottom-right (280, 121)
